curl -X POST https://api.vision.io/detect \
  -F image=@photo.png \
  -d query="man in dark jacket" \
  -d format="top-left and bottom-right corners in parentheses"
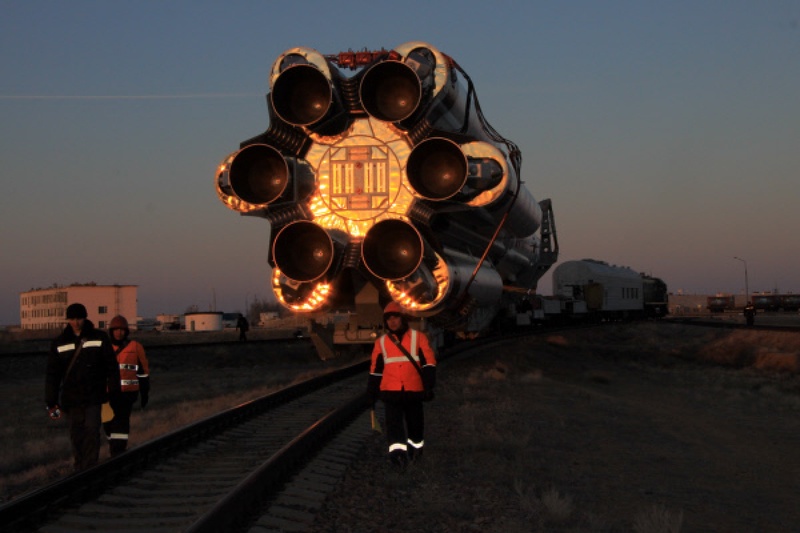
top-left (45, 303), bottom-right (121, 471)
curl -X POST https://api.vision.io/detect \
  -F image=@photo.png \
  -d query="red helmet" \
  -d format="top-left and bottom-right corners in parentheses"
top-left (109, 315), bottom-right (130, 332)
top-left (383, 301), bottom-right (404, 316)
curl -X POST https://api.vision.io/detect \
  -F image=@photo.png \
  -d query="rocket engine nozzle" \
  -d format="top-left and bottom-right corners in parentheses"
top-left (362, 219), bottom-right (424, 281)
top-left (406, 137), bottom-right (468, 200)
top-left (224, 144), bottom-right (290, 206)
top-left (360, 60), bottom-right (422, 123)
top-left (217, 143), bottom-right (315, 211)
top-left (273, 221), bottom-right (335, 283)
top-left (271, 64), bottom-right (333, 127)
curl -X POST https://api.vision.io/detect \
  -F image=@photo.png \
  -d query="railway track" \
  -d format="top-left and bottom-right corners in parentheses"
top-left (0, 332), bottom-right (501, 533)
top-left (0, 356), bottom-right (369, 533)
top-left (4, 319), bottom-right (794, 532)
top-left (665, 316), bottom-right (800, 332)
top-left (0, 324), bottom-right (507, 533)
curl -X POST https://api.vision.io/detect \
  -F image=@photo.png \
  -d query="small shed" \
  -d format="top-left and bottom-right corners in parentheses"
top-left (184, 311), bottom-right (223, 332)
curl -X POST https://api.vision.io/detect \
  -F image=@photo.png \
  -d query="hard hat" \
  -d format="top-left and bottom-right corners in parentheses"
top-left (109, 315), bottom-right (130, 332)
top-left (383, 301), bottom-right (404, 316)
top-left (65, 303), bottom-right (88, 319)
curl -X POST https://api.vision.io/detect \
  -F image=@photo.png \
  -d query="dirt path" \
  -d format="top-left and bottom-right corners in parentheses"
top-left (313, 323), bottom-right (800, 532)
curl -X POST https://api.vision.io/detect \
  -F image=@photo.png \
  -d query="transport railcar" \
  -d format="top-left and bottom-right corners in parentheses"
top-left (642, 275), bottom-right (669, 318)
top-left (706, 294), bottom-right (799, 313)
top-left (780, 295), bottom-right (800, 312)
top-left (707, 295), bottom-right (736, 313)
top-left (751, 294), bottom-right (781, 312)
top-left (512, 259), bottom-right (668, 326)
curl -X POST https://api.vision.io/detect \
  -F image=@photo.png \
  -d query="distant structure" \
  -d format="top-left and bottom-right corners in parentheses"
top-left (19, 284), bottom-right (137, 330)
top-left (184, 311), bottom-right (223, 332)
top-left (156, 314), bottom-right (181, 331)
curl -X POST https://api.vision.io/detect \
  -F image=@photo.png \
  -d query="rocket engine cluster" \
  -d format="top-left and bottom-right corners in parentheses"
top-left (215, 41), bottom-right (558, 336)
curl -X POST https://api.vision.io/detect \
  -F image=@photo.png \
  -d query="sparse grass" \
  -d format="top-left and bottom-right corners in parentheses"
top-left (0, 337), bottom-right (359, 502)
top-left (311, 322), bottom-right (800, 532)
top-left (540, 487), bottom-right (574, 522)
top-left (4, 322), bottom-right (800, 531)
top-left (633, 504), bottom-right (684, 533)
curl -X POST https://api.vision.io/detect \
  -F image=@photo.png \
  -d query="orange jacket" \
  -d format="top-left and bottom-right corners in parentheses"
top-left (113, 340), bottom-right (149, 393)
top-left (370, 329), bottom-right (436, 392)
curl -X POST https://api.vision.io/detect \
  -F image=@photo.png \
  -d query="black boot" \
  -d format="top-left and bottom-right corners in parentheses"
top-left (408, 446), bottom-right (423, 463)
top-left (389, 450), bottom-right (408, 471)
top-left (109, 439), bottom-right (127, 457)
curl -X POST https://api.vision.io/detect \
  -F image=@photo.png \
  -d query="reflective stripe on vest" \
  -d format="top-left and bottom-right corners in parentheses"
top-left (379, 330), bottom-right (419, 364)
top-left (116, 343), bottom-right (143, 392)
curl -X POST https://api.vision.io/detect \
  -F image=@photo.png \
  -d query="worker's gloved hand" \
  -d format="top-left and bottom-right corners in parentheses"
top-left (47, 405), bottom-right (61, 420)
top-left (367, 374), bottom-right (381, 406)
top-left (422, 366), bottom-right (437, 391)
top-left (139, 376), bottom-right (150, 409)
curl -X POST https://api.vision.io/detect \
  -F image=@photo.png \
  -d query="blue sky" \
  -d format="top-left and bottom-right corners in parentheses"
top-left (2, 1), bottom-right (799, 325)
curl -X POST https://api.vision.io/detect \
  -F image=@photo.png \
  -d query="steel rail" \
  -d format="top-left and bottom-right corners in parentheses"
top-left (0, 358), bottom-right (368, 532)
top-left (185, 393), bottom-right (367, 533)
top-left (665, 317), bottom-right (800, 332)
top-left (1, 323), bottom-right (602, 533)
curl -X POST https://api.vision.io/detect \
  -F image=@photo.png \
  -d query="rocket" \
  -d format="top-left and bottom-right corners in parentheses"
top-left (215, 42), bottom-right (558, 336)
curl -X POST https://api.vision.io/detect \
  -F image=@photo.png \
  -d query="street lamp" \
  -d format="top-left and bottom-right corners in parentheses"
top-left (733, 256), bottom-right (750, 304)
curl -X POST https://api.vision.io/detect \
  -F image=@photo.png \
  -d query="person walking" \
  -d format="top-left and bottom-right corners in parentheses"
top-left (104, 315), bottom-right (151, 456)
top-left (236, 314), bottom-right (249, 341)
top-left (367, 302), bottom-right (437, 469)
top-left (45, 303), bottom-right (121, 471)
top-left (744, 302), bottom-right (756, 326)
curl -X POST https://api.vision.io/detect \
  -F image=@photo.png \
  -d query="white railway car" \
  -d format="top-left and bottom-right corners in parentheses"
top-left (552, 259), bottom-right (646, 318)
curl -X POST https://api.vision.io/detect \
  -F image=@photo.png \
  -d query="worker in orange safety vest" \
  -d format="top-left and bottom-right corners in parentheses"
top-left (368, 302), bottom-right (437, 469)
top-left (104, 315), bottom-right (150, 456)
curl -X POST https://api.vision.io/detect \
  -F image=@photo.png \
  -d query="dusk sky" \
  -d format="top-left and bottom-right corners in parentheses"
top-left (2, 1), bottom-right (799, 325)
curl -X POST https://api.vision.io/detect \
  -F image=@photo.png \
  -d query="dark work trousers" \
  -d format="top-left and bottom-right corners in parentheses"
top-left (383, 393), bottom-right (425, 457)
top-left (103, 392), bottom-right (137, 456)
top-left (67, 404), bottom-right (102, 471)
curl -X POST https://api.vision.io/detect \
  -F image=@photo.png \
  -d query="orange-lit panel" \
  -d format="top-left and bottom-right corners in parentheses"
top-left (271, 269), bottom-right (331, 312)
top-left (305, 117), bottom-right (414, 237)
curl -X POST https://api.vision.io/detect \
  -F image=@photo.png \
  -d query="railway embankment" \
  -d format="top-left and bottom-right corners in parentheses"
top-left (312, 322), bottom-right (800, 532)
top-left (3, 321), bottom-right (799, 531)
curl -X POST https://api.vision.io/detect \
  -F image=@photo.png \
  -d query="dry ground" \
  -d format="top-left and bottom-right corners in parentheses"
top-left (311, 323), bottom-right (800, 533)
top-left (3, 323), bottom-right (800, 532)
top-left (0, 333), bottom-right (356, 501)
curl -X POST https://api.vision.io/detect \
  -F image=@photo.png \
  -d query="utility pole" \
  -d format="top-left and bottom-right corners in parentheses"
top-left (733, 257), bottom-right (750, 304)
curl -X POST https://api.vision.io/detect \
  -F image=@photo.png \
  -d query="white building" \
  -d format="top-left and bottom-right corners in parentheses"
top-left (184, 311), bottom-right (223, 331)
top-left (20, 284), bottom-right (138, 330)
